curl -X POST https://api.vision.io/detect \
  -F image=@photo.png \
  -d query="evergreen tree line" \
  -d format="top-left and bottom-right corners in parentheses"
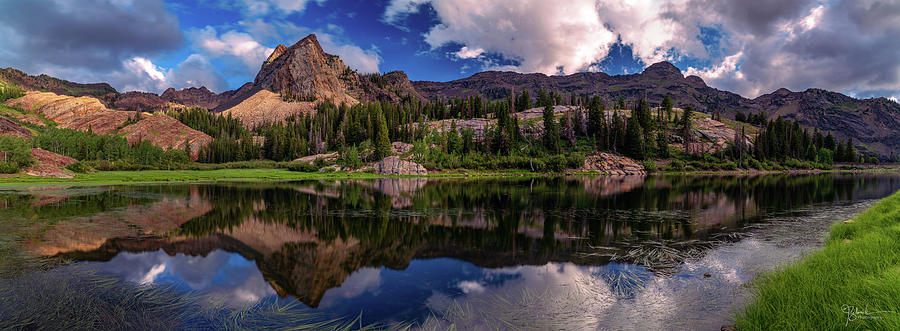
top-left (164, 87), bottom-right (871, 169)
top-left (753, 116), bottom-right (857, 164)
top-left (32, 125), bottom-right (188, 169)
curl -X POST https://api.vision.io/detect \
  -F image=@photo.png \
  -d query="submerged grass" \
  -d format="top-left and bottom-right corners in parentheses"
top-left (735, 189), bottom-right (900, 330)
top-left (0, 266), bottom-right (385, 330)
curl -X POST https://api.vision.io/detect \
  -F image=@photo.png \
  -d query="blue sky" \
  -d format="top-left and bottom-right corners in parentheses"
top-left (0, 0), bottom-right (898, 102)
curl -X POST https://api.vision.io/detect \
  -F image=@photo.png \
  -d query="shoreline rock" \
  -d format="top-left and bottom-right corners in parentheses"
top-left (374, 156), bottom-right (427, 175)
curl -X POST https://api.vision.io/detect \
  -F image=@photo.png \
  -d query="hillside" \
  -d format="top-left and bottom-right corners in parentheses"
top-left (3, 91), bottom-right (212, 159)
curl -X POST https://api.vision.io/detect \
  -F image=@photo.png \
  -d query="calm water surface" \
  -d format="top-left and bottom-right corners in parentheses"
top-left (2, 174), bottom-right (899, 330)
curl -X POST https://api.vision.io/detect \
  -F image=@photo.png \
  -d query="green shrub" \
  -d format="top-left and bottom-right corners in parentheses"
top-left (0, 161), bottom-right (19, 174)
top-left (65, 161), bottom-right (91, 173)
top-left (566, 152), bottom-right (585, 169)
top-left (667, 159), bottom-right (685, 171)
top-left (748, 158), bottom-right (763, 170)
top-left (642, 160), bottom-right (658, 172)
top-left (721, 161), bottom-right (737, 170)
top-left (545, 154), bottom-right (567, 172)
top-left (0, 84), bottom-right (25, 102)
top-left (339, 146), bottom-right (363, 169)
top-left (286, 162), bottom-right (319, 172)
top-left (0, 136), bottom-right (33, 173)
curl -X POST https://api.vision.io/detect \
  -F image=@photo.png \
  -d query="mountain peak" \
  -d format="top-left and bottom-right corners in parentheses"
top-left (642, 61), bottom-right (683, 78)
top-left (253, 33), bottom-right (357, 105)
top-left (292, 34), bottom-right (326, 55)
top-left (265, 44), bottom-right (288, 65)
top-left (774, 88), bottom-right (793, 95)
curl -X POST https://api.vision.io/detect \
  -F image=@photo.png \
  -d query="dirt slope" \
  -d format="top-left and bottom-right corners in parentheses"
top-left (118, 114), bottom-right (213, 159)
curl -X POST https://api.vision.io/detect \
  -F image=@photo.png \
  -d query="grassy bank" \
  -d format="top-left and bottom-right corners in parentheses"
top-left (0, 169), bottom-right (391, 186)
top-left (0, 168), bottom-right (557, 186)
top-left (735, 189), bottom-right (900, 329)
top-left (2, 167), bottom-right (900, 186)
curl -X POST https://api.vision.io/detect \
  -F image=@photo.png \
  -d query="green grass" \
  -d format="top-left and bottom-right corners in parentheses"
top-left (0, 169), bottom-right (390, 186)
top-left (0, 168), bottom-right (562, 186)
top-left (735, 189), bottom-right (900, 330)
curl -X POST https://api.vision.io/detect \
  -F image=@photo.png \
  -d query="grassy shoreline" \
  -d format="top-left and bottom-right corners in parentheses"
top-left (735, 189), bottom-right (900, 329)
top-left (1, 167), bottom-right (900, 186)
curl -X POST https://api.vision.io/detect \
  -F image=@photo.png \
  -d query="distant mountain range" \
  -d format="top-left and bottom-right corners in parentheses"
top-left (2, 34), bottom-right (898, 157)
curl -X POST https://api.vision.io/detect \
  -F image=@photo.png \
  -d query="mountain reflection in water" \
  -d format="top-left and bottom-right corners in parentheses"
top-left (5, 174), bottom-right (900, 328)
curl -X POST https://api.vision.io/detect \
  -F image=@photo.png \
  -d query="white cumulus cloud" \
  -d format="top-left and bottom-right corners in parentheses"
top-left (189, 26), bottom-right (274, 73)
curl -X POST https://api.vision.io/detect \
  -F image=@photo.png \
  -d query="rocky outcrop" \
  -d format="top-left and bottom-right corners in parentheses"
top-left (0, 116), bottom-right (31, 138)
top-left (391, 142), bottom-right (414, 155)
top-left (23, 148), bottom-right (77, 178)
top-left (580, 153), bottom-right (645, 175)
top-left (294, 152), bottom-right (338, 164)
top-left (118, 114), bottom-right (213, 159)
top-left (113, 91), bottom-right (170, 111)
top-left (374, 156), bottom-right (427, 175)
top-left (161, 86), bottom-right (224, 109)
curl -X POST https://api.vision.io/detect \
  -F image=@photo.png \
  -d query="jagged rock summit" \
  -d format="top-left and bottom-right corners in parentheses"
top-left (252, 34), bottom-right (422, 105)
top-left (254, 34), bottom-right (358, 105)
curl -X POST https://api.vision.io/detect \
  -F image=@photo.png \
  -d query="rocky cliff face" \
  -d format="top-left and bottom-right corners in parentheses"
top-left (161, 86), bottom-right (225, 110)
top-left (252, 34), bottom-right (421, 105)
top-left (254, 34), bottom-right (359, 105)
top-left (113, 91), bottom-right (170, 111)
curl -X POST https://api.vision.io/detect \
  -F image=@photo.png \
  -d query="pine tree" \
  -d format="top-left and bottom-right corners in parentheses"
top-left (517, 89), bottom-right (531, 112)
top-left (681, 105), bottom-right (694, 155)
top-left (374, 108), bottom-right (392, 159)
top-left (662, 95), bottom-right (674, 127)
top-left (542, 104), bottom-right (560, 153)
top-left (625, 115), bottom-right (644, 160)
top-left (564, 111), bottom-right (576, 146)
top-left (824, 132), bottom-right (836, 151)
top-left (588, 96), bottom-right (604, 140)
top-left (846, 138), bottom-right (856, 163)
top-left (656, 130), bottom-right (669, 158)
top-left (183, 138), bottom-right (191, 160)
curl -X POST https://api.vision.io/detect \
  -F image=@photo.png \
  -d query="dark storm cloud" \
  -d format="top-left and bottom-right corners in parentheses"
top-left (680, 0), bottom-right (817, 36)
top-left (0, 0), bottom-right (183, 72)
top-left (672, 0), bottom-right (900, 99)
top-left (736, 0), bottom-right (900, 96)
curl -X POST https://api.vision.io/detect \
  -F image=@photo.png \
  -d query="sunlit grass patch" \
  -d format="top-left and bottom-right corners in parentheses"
top-left (735, 190), bottom-right (900, 330)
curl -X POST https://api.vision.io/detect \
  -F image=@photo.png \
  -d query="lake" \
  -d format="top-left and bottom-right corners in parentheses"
top-left (2, 174), bottom-right (899, 330)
